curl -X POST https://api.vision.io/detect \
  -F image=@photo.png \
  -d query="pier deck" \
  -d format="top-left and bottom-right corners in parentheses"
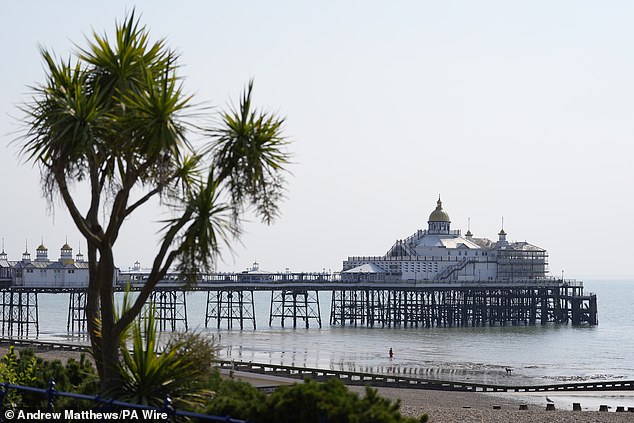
top-left (0, 274), bottom-right (598, 336)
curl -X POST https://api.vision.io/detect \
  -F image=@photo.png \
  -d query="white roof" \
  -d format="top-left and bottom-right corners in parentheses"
top-left (506, 241), bottom-right (545, 252)
top-left (343, 263), bottom-right (386, 273)
top-left (413, 234), bottom-right (481, 249)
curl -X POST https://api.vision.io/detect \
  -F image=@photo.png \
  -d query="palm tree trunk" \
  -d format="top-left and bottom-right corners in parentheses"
top-left (86, 245), bottom-right (123, 393)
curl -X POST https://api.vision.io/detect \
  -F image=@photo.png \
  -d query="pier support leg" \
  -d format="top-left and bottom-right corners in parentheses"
top-left (206, 290), bottom-right (256, 330)
top-left (270, 290), bottom-right (321, 328)
top-left (149, 290), bottom-right (188, 331)
top-left (67, 290), bottom-right (87, 334)
top-left (0, 289), bottom-right (39, 338)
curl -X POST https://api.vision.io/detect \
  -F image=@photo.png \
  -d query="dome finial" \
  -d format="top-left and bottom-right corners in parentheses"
top-left (428, 196), bottom-right (451, 234)
top-left (428, 196), bottom-right (450, 222)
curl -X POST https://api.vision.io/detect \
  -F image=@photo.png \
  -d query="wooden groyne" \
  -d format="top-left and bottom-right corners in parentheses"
top-left (217, 360), bottom-right (633, 393)
top-left (0, 338), bottom-right (90, 353)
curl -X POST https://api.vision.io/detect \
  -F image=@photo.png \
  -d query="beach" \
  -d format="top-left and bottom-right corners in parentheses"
top-left (5, 346), bottom-right (634, 422)
top-left (347, 386), bottom-right (634, 422)
top-left (221, 364), bottom-right (634, 422)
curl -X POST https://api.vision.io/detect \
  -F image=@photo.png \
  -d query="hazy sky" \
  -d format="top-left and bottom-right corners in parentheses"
top-left (2, 1), bottom-right (633, 279)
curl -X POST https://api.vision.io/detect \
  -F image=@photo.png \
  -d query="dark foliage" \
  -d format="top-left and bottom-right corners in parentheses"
top-left (206, 376), bottom-right (428, 423)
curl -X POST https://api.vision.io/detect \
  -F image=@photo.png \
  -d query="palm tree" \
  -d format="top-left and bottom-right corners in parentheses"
top-left (19, 11), bottom-right (289, 393)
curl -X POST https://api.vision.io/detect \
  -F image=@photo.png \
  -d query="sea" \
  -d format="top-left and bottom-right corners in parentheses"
top-left (33, 279), bottom-right (634, 389)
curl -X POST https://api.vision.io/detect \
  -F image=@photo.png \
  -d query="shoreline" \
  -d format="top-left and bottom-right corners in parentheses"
top-left (4, 346), bottom-right (634, 422)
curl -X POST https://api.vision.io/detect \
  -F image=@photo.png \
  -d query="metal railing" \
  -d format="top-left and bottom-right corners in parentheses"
top-left (0, 380), bottom-right (247, 422)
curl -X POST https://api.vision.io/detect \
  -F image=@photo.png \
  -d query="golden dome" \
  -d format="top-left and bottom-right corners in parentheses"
top-left (428, 197), bottom-right (451, 222)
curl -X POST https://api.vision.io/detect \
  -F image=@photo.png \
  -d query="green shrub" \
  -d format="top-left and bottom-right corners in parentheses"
top-left (205, 375), bottom-right (266, 419)
top-left (0, 347), bottom-right (98, 410)
top-left (206, 376), bottom-right (427, 423)
top-left (0, 346), bottom-right (35, 408)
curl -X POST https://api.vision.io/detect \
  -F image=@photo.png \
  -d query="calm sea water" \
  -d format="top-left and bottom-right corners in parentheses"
top-left (35, 280), bottom-right (634, 386)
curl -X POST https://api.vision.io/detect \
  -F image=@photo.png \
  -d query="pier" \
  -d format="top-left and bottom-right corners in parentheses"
top-left (0, 200), bottom-right (599, 336)
top-left (0, 271), bottom-right (597, 337)
top-left (329, 281), bottom-right (597, 328)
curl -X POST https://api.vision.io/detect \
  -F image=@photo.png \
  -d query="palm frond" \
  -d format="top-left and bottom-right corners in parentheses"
top-left (210, 80), bottom-right (291, 224)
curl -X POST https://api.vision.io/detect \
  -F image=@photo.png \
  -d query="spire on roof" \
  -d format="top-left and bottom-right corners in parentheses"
top-left (497, 217), bottom-right (508, 245)
top-left (0, 238), bottom-right (6, 261)
top-left (22, 239), bottom-right (31, 263)
top-left (498, 216), bottom-right (506, 236)
top-left (75, 241), bottom-right (84, 262)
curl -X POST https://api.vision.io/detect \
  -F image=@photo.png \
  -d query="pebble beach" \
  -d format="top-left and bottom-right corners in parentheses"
top-left (348, 386), bottom-right (634, 422)
top-left (224, 365), bottom-right (634, 422)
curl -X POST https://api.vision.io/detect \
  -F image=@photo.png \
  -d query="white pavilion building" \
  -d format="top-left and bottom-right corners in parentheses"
top-left (3, 241), bottom-right (90, 288)
top-left (341, 197), bottom-right (548, 283)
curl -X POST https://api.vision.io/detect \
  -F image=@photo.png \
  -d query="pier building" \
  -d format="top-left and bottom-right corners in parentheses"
top-left (342, 197), bottom-right (547, 283)
top-left (0, 241), bottom-right (123, 289)
top-left (0, 201), bottom-right (598, 336)
top-left (12, 242), bottom-right (90, 288)
top-left (329, 197), bottom-right (597, 328)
